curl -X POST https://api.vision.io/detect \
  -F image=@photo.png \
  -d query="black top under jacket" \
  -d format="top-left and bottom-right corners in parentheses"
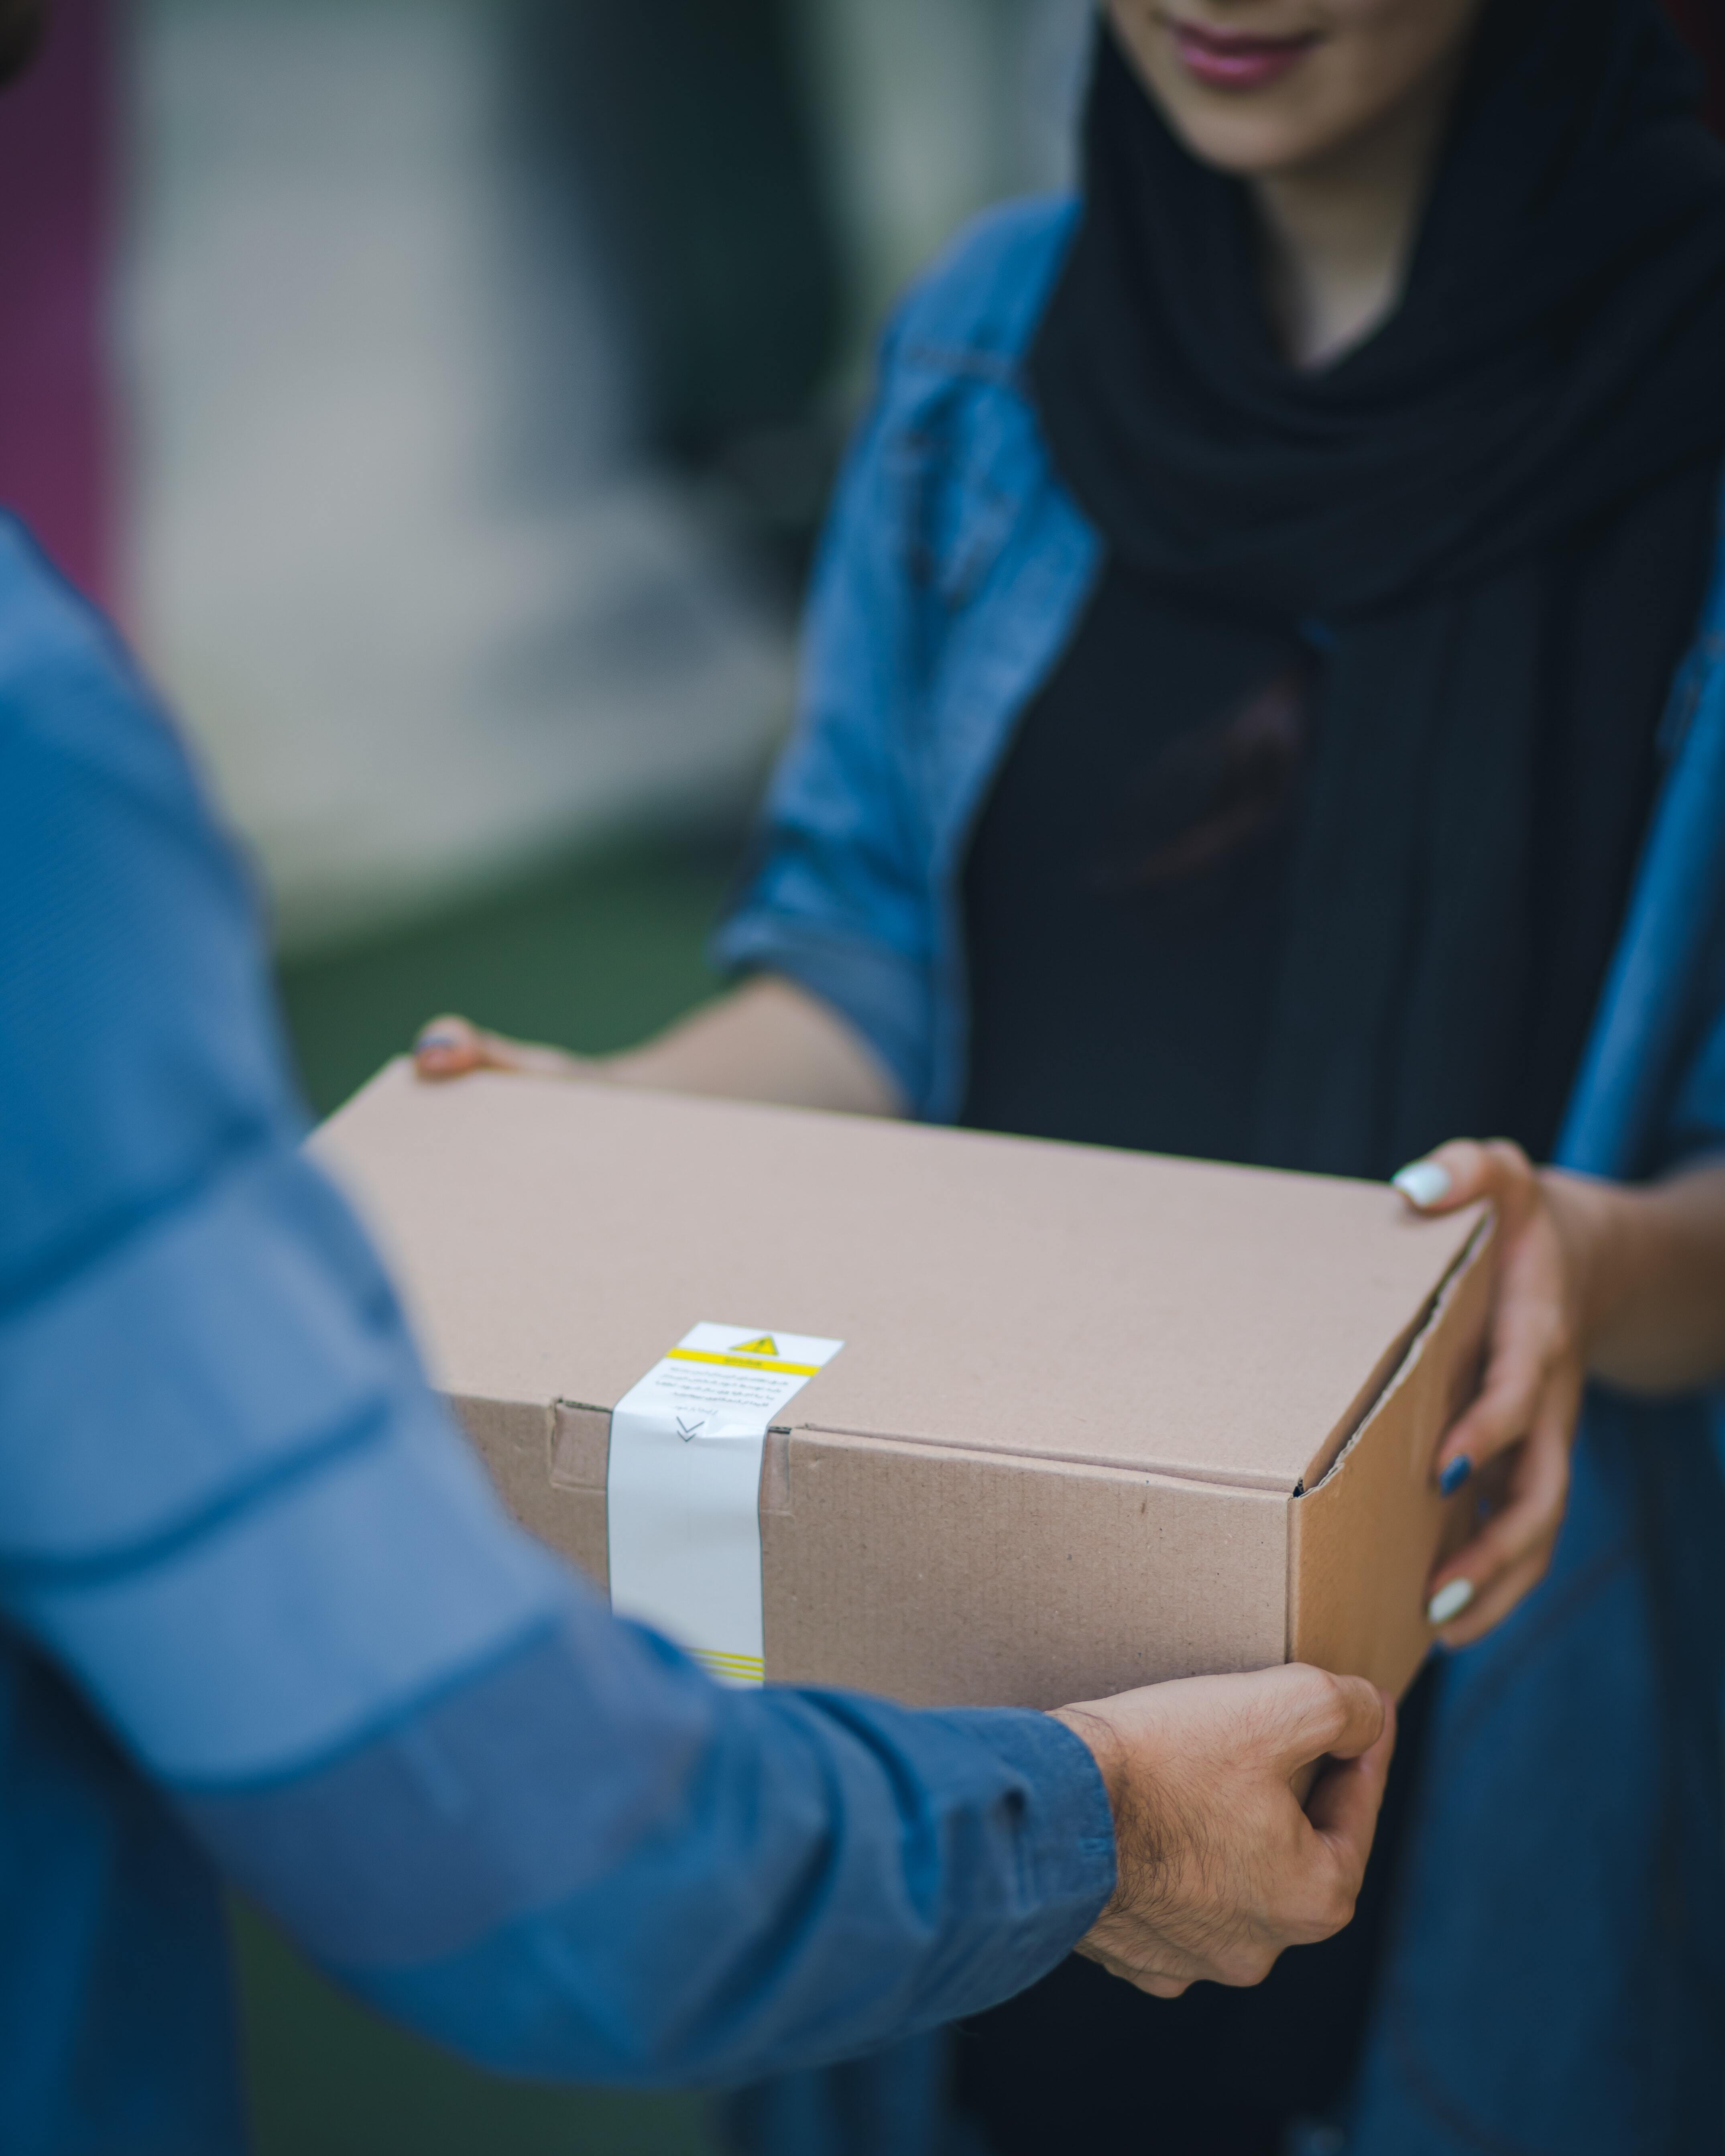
top-left (963, 464), bottom-right (1718, 1176)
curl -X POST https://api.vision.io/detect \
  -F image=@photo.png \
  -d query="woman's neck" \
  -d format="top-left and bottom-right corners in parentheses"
top-left (1250, 62), bottom-right (1463, 371)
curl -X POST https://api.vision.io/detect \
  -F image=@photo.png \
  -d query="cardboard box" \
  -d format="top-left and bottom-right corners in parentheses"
top-left (314, 1062), bottom-right (1491, 1707)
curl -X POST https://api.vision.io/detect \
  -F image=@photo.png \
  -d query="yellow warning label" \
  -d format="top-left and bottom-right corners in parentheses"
top-left (666, 1348), bottom-right (822, 1377)
top-left (732, 1335), bottom-right (779, 1357)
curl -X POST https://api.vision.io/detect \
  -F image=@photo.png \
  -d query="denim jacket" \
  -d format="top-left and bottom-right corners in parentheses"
top-left (717, 199), bottom-right (1725, 2155)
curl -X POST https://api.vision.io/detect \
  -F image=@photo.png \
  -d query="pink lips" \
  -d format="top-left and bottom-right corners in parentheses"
top-left (1168, 17), bottom-right (1319, 90)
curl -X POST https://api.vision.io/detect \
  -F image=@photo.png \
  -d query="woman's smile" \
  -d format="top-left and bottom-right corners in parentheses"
top-left (1113, 0), bottom-right (1484, 189)
top-left (1160, 12), bottom-right (1323, 92)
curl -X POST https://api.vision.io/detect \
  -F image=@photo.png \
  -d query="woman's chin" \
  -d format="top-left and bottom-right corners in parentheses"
top-left (1156, 103), bottom-right (1346, 181)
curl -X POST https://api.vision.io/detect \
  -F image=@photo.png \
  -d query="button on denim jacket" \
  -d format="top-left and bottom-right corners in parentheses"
top-left (718, 200), bottom-right (1725, 2154)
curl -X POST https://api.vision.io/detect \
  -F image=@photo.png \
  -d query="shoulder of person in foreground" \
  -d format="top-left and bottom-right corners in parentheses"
top-left (0, 523), bottom-right (1117, 2084)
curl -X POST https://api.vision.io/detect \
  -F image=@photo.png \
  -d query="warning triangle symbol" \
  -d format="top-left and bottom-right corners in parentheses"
top-left (733, 1335), bottom-right (779, 1357)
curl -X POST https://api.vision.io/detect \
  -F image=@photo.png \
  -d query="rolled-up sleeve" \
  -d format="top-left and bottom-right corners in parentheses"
top-left (0, 528), bottom-right (1114, 2086)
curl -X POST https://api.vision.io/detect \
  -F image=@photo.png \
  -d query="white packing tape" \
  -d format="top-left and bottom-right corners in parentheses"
top-left (606, 1323), bottom-right (844, 1684)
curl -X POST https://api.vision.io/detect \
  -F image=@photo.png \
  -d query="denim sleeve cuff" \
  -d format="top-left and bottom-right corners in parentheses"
top-left (946, 1704), bottom-right (1118, 1923)
top-left (710, 913), bottom-right (931, 1115)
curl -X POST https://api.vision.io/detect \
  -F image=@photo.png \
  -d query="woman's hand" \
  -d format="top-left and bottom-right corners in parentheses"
top-left (1396, 1139), bottom-right (1725, 1648)
top-left (1391, 1140), bottom-right (1596, 1650)
top-left (414, 1015), bottom-right (590, 1083)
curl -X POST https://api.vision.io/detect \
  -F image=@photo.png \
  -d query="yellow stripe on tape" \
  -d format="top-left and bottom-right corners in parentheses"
top-left (666, 1348), bottom-right (823, 1378)
top-left (693, 1649), bottom-right (766, 1684)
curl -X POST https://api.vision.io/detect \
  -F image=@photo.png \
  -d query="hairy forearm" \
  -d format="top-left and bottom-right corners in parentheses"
top-left (1549, 1157), bottom-right (1725, 1395)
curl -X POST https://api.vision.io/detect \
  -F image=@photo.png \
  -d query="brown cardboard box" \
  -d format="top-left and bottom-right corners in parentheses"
top-left (313, 1061), bottom-right (1491, 1708)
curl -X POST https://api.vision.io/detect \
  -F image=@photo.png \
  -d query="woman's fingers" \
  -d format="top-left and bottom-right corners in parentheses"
top-left (1425, 1370), bottom-right (1577, 1640)
top-left (414, 1015), bottom-right (586, 1083)
top-left (1396, 1135), bottom-right (1590, 1645)
top-left (1391, 1138), bottom-right (1485, 1213)
top-left (1395, 1136), bottom-right (1576, 1486)
top-left (1436, 1228), bottom-right (1575, 1481)
top-left (418, 1017), bottom-right (598, 1085)
top-left (1432, 1546), bottom-right (1555, 1650)
top-left (1392, 1137), bottom-right (1535, 1223)
top-left (415, 1014), bottom-right (491, 1078)
top-left (1432, 1311), bottom-right (1544, 1483)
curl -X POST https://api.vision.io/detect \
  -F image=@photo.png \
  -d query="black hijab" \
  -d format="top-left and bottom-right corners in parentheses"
top-left (1022, 0), bottom-right (1725, 1178)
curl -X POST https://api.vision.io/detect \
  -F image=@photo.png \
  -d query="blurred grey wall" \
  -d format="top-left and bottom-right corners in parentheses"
top-left (799, 0), bottom-right (1088, 345)
top-left (120, 0), bottom-right (1094, 953)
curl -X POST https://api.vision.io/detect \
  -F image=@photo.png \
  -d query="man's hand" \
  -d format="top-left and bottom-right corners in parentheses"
top-left (1051, 1664), bottom-right (1395, 1997)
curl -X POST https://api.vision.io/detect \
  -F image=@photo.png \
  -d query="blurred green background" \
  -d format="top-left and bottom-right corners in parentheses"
top-left (278, 830), bottom-right (736, 1121)
top-left (250, 828), bottom-right (739, 2156)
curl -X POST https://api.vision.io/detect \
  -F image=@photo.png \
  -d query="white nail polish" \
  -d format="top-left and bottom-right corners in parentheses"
top-left (1427, 1578), bottom-right (1475, 1627)
top-left (1393, 1161), bottom-right (1453, 1208)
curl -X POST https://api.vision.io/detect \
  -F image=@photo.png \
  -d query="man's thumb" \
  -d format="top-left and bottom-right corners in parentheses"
top-left (1306, 1692), bottom-right (1397, 1871)
top-left (1269, 1666), bottom-right (1387, 1769)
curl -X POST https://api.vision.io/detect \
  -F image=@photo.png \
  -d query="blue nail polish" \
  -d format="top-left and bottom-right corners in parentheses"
top-left (1439, 1455), bottom-right (1473, 1497)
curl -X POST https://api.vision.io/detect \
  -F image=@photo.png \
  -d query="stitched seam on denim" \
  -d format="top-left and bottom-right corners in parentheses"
top-left (0, 1395), bottom-right (393, 1589)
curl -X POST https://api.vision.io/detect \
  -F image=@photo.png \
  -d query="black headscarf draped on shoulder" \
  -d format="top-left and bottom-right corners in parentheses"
top-left (1026, 0), bottom-right (1725, 1176)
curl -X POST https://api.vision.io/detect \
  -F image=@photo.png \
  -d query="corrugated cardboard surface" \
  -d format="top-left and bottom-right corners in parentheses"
top-left (1290, 1227), bottom-right (1493, 1698)
top-left (315, 1062), bottom-right (1489, 1706)
top-left (758, 1435), bottom-right (1292, 1704)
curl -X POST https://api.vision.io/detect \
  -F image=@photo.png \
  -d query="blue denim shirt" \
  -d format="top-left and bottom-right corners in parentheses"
top-left (0, 519), bottom-right (1117, 2155)
top-left (718, 199), bottom-right (1725, 2156)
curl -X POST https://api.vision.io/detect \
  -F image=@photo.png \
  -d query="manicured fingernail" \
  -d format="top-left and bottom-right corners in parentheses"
top-left (1427, 1578), bottom-right (1475, 1626)
top-left (1393, 1160), bottom-right (1453, 1208)
top-left (1439, 1455), bottom-right (1473, 1497)
top-left (416, 1028), bottom-right (460, 1053)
